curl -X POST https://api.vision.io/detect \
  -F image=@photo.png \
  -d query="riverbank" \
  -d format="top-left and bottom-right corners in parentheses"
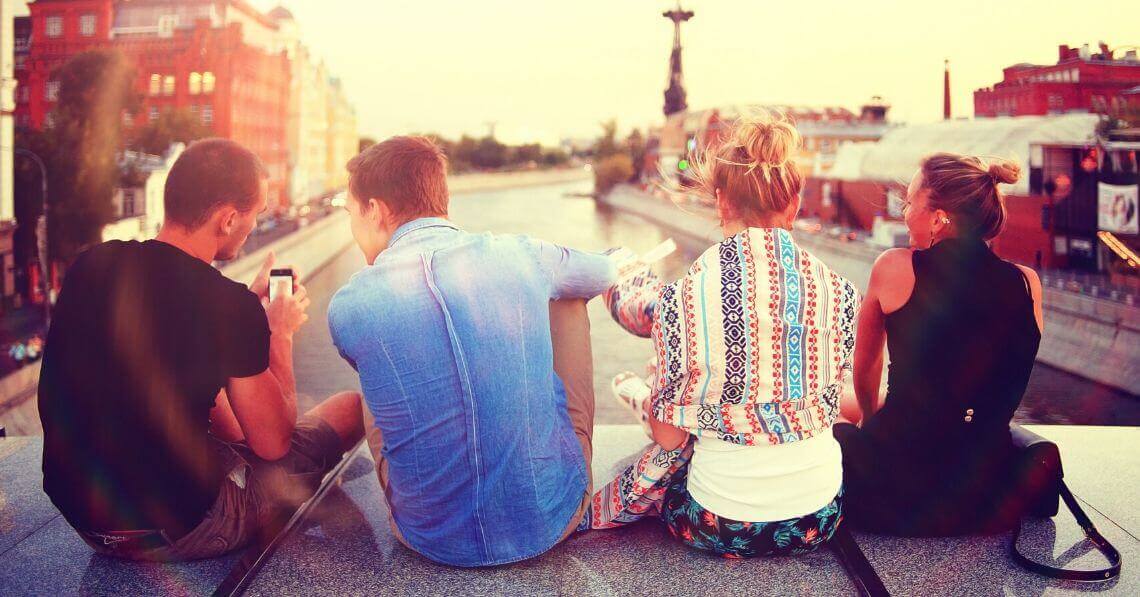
top-left (600, 184), bottom-right (1140, 396)
top-left (0, 167), bottom-right (594, 436)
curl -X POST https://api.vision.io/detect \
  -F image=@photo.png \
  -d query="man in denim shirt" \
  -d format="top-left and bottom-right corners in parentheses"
top-left (328, 137), bottom-right (616, 566)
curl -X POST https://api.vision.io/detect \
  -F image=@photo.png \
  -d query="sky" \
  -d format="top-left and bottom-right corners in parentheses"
top-left (15, 0), bottom-right (1140, 145)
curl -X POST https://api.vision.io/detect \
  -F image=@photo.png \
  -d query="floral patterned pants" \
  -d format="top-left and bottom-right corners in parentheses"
top-left (582, 439), bottom-right (844, 558)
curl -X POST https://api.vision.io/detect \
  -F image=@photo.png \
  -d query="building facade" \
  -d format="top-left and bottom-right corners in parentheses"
top-left (975, 43), bottom-right (1140, 118)
top-left (102, 142), bottom-right (184, 242)
top-left (802, 114), bottom-right (1140, 280)
top-left (1, 0), bottom-right (17, 306)
top-left (13, 0), bottom-right (301, 206)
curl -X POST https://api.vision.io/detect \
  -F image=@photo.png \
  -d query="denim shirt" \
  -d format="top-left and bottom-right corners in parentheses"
top-left (328, 218), bottom-right (616, 566)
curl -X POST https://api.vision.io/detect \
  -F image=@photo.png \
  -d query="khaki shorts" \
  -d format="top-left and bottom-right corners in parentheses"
top-left (80, 415), bottom-right (344, 562)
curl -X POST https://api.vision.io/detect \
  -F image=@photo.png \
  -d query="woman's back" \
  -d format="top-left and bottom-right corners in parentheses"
top-left (870, 237), bottom-right (1040, 452)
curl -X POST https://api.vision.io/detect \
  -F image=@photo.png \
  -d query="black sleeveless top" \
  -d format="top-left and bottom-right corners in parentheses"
top-left (837, 237), bottom-right (1041, 535)
top-left (868, 237), bottom-right (1041, 449)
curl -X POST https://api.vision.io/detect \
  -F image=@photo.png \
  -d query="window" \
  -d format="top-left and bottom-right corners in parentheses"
top-left (122, 111), bottom-right (134, 127)
top-left (163, 75), bottom-right (175, 96)
top-left (45, 113), bottom-right (55, 128)
top-left (201, 104), bottom-right (213, 125)
top-left (149, 106), bottom-right (159, 122)
top-left (121, 190), bottom-right (138, 218)
top-left (45, 81), bottom-right (60, 101)
top-left (1070, 68), bottom-right (1079, 83)
top-left (189, 72), bottom-right (202, 95)
top-left (202, 72), bottom-right (215, 94)
top-left (149, 74), bottom-right (161, 96)
top-left (45, 16), bottom-right (63, 38)
top-left (19, 86), bottom-right (29, 103)
top-left (79, 14), bottom-right (96, 36)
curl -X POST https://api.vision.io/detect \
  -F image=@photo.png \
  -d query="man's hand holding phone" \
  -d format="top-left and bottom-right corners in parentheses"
top-left (262, 267), bottom-right (310, 338)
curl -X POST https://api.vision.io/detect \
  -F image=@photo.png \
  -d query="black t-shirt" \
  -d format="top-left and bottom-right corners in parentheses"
top-left (39, 240), bottom-right (270, 538)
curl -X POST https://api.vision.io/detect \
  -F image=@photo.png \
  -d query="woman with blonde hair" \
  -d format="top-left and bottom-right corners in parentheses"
top-left (583, 110), bottom-right (859, 558)
top-left (834, 153), bottom-right (1044, 536)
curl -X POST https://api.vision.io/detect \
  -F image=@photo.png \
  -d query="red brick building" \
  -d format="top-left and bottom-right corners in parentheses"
top-left (974, 43), bottom-right (1140, 118)
top-left (14, 0), bottom-right (291, 205)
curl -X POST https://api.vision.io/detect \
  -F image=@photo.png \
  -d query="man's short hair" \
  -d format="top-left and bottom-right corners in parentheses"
top-left (346, 136), bottom-right (449, 220)
top-left (164, 138), bottom-right (267, 230)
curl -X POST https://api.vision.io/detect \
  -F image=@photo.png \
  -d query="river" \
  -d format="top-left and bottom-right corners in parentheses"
top-left (294, 178), bottom-right (1140, 426)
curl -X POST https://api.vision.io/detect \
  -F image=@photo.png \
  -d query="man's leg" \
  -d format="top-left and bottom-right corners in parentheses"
top-left (549, 299), bottom-right (596, 538)
top-left (302, 390), bottom-right (366, 452)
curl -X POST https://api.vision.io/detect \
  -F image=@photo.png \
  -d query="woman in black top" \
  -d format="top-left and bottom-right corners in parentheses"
top-left (834, 153), bottom-right (1045, 536)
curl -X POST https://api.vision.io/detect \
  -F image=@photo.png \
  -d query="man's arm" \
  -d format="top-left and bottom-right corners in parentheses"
top-left (222, 285), bottom-right (310, 460)
top-left (528, 238), bottom-right (618, 300)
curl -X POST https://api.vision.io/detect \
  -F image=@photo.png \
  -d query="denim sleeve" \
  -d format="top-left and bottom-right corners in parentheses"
top-left (526, 237), bottom-right (618, 300)
top-left (327, 294), bottom-right (359, 372)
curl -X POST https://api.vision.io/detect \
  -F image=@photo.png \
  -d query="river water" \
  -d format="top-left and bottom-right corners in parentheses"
top-left (294, 179), bottom-right (1140, 426)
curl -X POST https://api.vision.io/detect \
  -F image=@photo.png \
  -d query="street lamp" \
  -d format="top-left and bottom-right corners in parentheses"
top-left (13, 148), bottom-right (50, 328)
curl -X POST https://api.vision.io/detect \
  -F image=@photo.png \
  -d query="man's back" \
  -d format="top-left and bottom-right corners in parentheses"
top-left (329, 218), bottom-right (613, 566)
top-left (39, 240), bottom-right (269, 538)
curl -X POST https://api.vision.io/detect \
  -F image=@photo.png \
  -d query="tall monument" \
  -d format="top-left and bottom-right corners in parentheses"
top-left (662, 3), bottom-right (694, 117)
top-left (943, 59), bottom-right (952, 120)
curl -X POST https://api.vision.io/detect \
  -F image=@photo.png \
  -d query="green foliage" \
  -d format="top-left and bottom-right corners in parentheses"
top-left (128, 107), bottom-right (207, 156)
top-left (427, 133), bottom-right (568, 173)
top-left (42, 49), bottom-right (138, 264)
top-left (593, 154), bottom-right (635, 196)
top-left (593, 119), bottom-right (621, 159)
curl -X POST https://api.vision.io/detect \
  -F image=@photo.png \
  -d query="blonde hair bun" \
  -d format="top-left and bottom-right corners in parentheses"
top-left (988, 160), bottom-right (1021, 185)
top-left (733, 109), bottom-right (802, 170)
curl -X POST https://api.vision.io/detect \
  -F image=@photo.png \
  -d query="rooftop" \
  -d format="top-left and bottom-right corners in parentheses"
top-left (1, 425), bottom-right (1137, 595)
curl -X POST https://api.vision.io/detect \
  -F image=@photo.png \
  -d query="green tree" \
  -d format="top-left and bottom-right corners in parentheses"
top-left (128, 107), bottom-right (207, 155)
top-left (594, 154), bottom-right (635, 196)
top-left (625, 128), bottom-right (646, 182)
top-left (593, 119), bottom-right (621, 159)
top-left (44, 49), bottom-right (138, 264)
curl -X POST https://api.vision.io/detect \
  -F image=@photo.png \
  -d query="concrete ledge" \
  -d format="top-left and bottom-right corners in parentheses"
top-left (2, 425), bottom-right (1136, 595)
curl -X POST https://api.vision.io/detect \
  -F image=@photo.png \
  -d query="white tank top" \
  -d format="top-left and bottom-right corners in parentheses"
top-left (686, 432), bottom-right (843, 522)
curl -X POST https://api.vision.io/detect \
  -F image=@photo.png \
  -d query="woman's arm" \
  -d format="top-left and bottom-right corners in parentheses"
top-left (852, 249), bottom-right (912, 422)
top-left (603, 271), bottom-right (662, 338)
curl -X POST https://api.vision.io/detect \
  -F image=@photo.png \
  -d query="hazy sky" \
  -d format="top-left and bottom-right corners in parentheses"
top-left (16, 1), bottom-right (1140, 145)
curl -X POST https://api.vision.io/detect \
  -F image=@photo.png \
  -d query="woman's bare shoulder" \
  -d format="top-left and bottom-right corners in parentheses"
top-left (870, 248), bottom-right (914, 280)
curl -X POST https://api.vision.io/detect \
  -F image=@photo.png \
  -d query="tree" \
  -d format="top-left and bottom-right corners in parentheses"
top-left (43, 50), bottom-right (138, 265)
top-left (472, 136), bottom-right (508, 169)
top-left (358, 136), bottom-right (377, 153)
top-left (128, 107), bottom-right (207, 156)
top-left (593, 119), bottom-right (621, 159)
top-left (625, 128), bottom-right (646, 182)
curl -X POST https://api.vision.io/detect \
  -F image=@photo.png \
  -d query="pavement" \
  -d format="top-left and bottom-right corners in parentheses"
top-left (1, 425), bottom-right (1136, 596)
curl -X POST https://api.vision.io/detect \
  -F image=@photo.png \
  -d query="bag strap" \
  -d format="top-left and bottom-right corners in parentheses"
top-left (829, 525), bottom-right (890, 597)
top-left (1011, 480), bottom-right (1122, 582)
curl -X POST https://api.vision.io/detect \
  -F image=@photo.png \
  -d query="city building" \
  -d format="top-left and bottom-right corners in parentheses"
top-left (1, 1), bottom-right (17, 306)
top-left (802, 113), bottom-right (1140, 282)
top-left (324, 76), bottom-right (356, 191)
top-left (102, 142), bottom-right (184, 242)
top-left (11, 0), bottom-right (360, 209)
top-left (975, 43), bottom-right (1140, 118)
top-left (269, 7), bottom-right (356, 207)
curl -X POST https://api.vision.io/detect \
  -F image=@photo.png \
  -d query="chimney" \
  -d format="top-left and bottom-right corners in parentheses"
top-left (943, 59), bottom-right (952, 120)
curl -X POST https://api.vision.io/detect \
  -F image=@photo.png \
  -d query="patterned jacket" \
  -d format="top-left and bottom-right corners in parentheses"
top-left (605, 227), bottom-right (860, 446)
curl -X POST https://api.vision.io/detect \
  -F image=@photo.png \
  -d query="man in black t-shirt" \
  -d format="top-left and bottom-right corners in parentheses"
top-left (38, 138), bottom-right (365, 561)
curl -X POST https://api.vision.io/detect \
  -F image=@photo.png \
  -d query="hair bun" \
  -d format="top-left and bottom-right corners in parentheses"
top-left (734, 109), bottom-right (802, 171)
top-left (988, 160), bottom-right (1020, 185)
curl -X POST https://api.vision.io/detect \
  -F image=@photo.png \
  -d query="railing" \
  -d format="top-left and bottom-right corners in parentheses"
top-left (1040, 269), bottom-right (1138, 306)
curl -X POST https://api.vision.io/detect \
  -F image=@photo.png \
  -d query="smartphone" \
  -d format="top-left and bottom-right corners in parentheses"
top-left (269, 268), bottom-right (294, 302)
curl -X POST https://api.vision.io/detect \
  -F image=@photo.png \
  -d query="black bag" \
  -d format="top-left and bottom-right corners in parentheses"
top-left (1008, 425), bottom-right (1121, 582)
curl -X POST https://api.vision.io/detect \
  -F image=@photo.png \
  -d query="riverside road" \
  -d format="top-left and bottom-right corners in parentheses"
top-left (293, 178), bottom-right (1140, 426)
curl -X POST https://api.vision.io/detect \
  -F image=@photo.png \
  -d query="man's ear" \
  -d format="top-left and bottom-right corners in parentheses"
top-left (368, 198), bottom-right (396, 229)
top-left (216, 206), bottom-right (240, 235)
